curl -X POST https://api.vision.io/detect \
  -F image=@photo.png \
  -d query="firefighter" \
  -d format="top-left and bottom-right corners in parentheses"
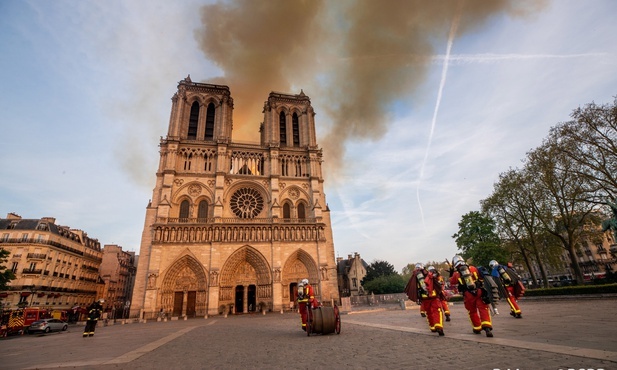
top-left (297, 278), bottom-right (318, 331)
top-left (404, 263), bottom-right (429, 317)
top-left (420, 265), bottom-right (445, 336)
top-left (449, 255), bottom-right (494, 337)
top-left (427, 265), bottom-right (451, 322)
top-left (83, 299), bottom-right (103, 337)
top-left (490, 260), bottom-right (523, 318)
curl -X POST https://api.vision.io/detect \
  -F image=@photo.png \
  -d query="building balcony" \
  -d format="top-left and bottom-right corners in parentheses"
top-left (27, 253), bottom-right (47, 260)
top-left (0, 237), bottom-right (84, 256)
top-left (22, 268), bottom-right (43, 275)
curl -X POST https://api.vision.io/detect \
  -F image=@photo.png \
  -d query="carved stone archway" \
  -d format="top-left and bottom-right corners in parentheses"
top-left (160, 255), bottom-right (208, 317)
top-left (282, 249), bottom-right (319, 301)
top-left (219, 246), bottom-right (272, 313)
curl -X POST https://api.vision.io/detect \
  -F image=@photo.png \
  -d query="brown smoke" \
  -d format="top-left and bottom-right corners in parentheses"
top-left (195, 0), bottom-right (545, 179)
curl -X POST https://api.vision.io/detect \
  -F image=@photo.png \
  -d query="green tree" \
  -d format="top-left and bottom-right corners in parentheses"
top-left (361, 260), bottom-right (397, 285)
top-left (0, 248), bottom-right (16, 291)
top-left (452, 211), bottom-right (507, 268)
top-left (362, 274), bottom-right (406, 294)
top-left (481, 168), bottom-right (555, 286)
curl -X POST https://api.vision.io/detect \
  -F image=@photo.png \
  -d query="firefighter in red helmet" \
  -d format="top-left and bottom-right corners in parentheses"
top-left (405, 263), bottom-right (445, 336)
top-left (449, 255), bottom-right (493, 337)
top-left (297, 279), bottom-right (318, 331)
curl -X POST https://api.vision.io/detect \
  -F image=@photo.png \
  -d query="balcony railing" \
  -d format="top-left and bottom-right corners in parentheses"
top-left (157, 217), bottom-right (320, 224)
top-left (22, 268), bottom-right (43, 275)
top-left (27, 253), bottom-right (47, 260)
top-left (0, 238), bottom-right (85, 256)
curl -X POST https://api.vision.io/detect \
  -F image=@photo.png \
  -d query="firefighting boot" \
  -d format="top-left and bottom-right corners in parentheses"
top-left (473, 329), bottom-right (482, 334)
top-left (445, 314), bottom-right (451, 322)
top-left (516, 313), bottom-right (522, 318)
top-left (437, 328), bottom-right (444, 336)
top-left (484, 327), bottom-right (493, 337)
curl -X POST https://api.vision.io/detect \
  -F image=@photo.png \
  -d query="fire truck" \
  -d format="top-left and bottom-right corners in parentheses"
top-left (1, 308), bottom-right (52, 336)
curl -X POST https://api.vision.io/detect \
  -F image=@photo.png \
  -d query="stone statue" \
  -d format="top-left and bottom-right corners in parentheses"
top-left (602, 198), bottom-right (617, 241)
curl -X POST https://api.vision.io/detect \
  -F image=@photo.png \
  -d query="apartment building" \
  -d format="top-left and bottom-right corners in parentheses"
top-left (0, 213), bottom-right (103, 310)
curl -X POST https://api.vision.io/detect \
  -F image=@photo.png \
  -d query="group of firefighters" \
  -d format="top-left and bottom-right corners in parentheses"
top-left (404, 255), bottom-right (525, 337)
top-left (294, 254), bottom-right (525, 336)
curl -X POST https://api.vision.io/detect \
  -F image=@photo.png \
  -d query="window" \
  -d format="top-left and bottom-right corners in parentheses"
top-left (36, 234), bottom-right (44, 243)
top-left (11, 262), bottom-right (18, 273)
top-left (205, 103), bottom-right (215, 140)
top-left (29, 262), bottom-right (37, 270)
top-left (198, 200), bottom-right (208, 221)
top-left (279, 111), bottom-right (287, 145)
top-left (292, 113), bottom-right (300, 146)
top-left (179, 200), bottom-right (190, 221)
top-left (1, 233), bottom-right (8, 242)
top-left (230, 188), bottom-right (264, 219)
top-left (184, 153), bottom-right (192, 171)
top-left (297, 203), bottom-right (306, 219)
top-left (21, 233), bottom-right (28, 241)
top-left (188, 102), bottom-right (199, 139)
top-left (283, 203), bottom-right (291, 219)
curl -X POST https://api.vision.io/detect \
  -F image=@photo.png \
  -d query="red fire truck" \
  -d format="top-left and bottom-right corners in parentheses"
top-left (1, 308), bottom-right (52, 336)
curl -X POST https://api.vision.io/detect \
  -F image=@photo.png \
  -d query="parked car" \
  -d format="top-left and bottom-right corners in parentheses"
top-left (28, 318), bottom-right (68, 334)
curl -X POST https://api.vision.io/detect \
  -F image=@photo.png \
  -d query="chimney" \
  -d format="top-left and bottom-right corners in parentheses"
top-left (7, 213), bottom-right (21, 220)
top-left (41, 217), bottom-right (56, 224)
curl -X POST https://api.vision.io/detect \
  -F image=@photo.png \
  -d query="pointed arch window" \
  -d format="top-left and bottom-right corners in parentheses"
top-left (297, 203), bottom-right (306, 219)
top-left (188, 102), bottom-right (199, 139)
top-left (279, 111), bottom-right (287, 146)
top-left (283, 203), bottom-right (291, 219)
top-left (205, 103), bottom-right (215, 140)
top-left (179, 200), bottom-right (190, 222)
top-left (292, 112), bottom-right (300, 147)
top-left (198, 200), bottom-right (208, 221)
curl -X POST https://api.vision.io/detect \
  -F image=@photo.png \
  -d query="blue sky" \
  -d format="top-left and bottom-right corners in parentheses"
top-left (1, 0), bottom-right (616, 272)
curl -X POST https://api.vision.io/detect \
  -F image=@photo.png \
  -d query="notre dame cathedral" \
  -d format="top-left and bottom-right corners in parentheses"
top-left (130, 76), bottom-right (339, 318)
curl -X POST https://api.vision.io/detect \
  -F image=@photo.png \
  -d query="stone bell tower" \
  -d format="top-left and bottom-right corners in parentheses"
top-left (130, 76), bottom-right (338, 318)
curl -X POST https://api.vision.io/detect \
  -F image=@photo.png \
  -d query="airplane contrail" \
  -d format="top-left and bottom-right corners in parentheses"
top-left (416, 2), bottom-right (462, 228)
top-left (436, 52), bottom-right (608, 64)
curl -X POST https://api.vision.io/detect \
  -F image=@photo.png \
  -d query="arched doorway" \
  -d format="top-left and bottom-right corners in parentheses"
top-left (160, 255), bottom-right (208, 317)
top-left (219, 246), bottom-right (272, 314)
top-left (282, 249), bottom-right (320, 304)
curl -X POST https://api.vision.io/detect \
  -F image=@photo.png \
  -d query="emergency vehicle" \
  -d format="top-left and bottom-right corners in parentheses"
top-left (1, 308), bottom-right (52, 336)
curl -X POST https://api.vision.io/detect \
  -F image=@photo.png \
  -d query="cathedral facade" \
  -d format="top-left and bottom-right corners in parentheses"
top-left (130, 77), bottom-right (339, 318)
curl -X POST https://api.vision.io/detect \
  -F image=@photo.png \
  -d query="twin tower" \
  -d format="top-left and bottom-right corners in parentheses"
top-left (130, 76), bottom-right (339, 317)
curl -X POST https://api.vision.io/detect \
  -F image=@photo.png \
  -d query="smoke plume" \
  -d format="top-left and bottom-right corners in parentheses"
top-left (195, 0), bottom-right (546, 179)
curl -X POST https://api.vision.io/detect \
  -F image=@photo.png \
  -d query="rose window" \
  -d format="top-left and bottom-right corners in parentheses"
top-left (230, 187), bottom-right (264, 218)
